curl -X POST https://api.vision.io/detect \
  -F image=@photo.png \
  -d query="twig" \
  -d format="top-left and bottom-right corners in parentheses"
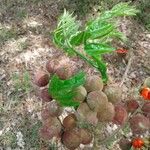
top-left (119, 56), bottom-right (133, 87)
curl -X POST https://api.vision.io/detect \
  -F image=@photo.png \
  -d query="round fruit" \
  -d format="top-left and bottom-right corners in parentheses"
top-left (113, 105), bottom-right (128, 125)
top-left (86, 111), bottom-right (98, 125)
top-left (55, 65), bottom-right (76, 80)
top-left (34, 71), bottom-right (49, 87)
top-left (77, 102), bottom-right (91, 118)
top-left (74, 86), bottom-right (87, 103)
top-left (39, 88), bottom-right (52, 102)
top-left (84, 75), bottom-right (103, 92)
top-left (39, 125), bottom-right (54, 140)
top-left (119, 138), bottom-right (132, 150)
top-left (142, 102), bottom-right (150, 115)
top-left (129, 114), bottom-right (150, 134)
top-left (63, 113), bottom-right (77, 130)
top-left (104, 85), bottom-right (122, 104)
top-left (126, 100), bottom-right (139, 113)
top-left (132, 137), bottom-right (144, 149)
top-left (62, 129), bottom-right (81, 150)
top-left (143, 77), bottom-right (150, 88)
top-left (87, 91), bottom-right (108, 112)
top-left (97, 102), bottom-right (115, 122)
top-left (79, 128), bottom-right (92, 145)
top-left (46, 59), bottom-right (59, 74)
top-left (43, 117), bottom-right (62, 137)
top-left (46, 100), bottom-right (63, 117)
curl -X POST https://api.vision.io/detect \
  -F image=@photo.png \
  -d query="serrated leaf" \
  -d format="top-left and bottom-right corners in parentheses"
top-left (69, 31), bottom-right (85, 46)
top-left (49, 71), bottom-right (86, 107)
top-left (84, 43), bottom-right (115, 56)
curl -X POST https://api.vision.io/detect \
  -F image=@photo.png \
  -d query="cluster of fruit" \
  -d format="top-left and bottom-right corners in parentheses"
top-left (34, 59), bottom-right (150, 150)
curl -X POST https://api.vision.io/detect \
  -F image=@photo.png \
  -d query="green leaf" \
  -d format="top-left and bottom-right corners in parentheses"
top-left (84, 43), bottom-right (115, 56)
top-left (49, 71), bottom-right (86, 107)
top-left (86, 21), bottom-right (114, 40)
top-left (69, 31), bottom-right (85, 46)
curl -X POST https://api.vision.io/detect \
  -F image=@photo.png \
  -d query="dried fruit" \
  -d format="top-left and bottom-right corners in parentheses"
top-left (97, 102), bottom-right (115, 122)
top-left (34, 71), bottom-right (49, 87)
top-left (74, 86), bottom-right (87, 103)
top-left (140, 87), bottom-right (150, 100)
top-left (132, 137), bottom-right (144, 149)
top-left (141, 102), bottom-right (150, 116)
top-left (104, 85), bottom-right (122, 104)
top-left (46, 59), bottom-right (59, 73)
top-left (87, 91), bottom-right (108, 112)
top-left (62, 129), bottom-right (81, 150)
top-left (129, 114), bottom-right (150, 134)
top-left (63, 113), bottom-right (77, 130)
top-left (119, 138), bottom-right (132, 150)
top-left (79, 128), bottom-right (92, 145)
top-left (39, 88), bottom-right (52, 102)
top-left (84, 76), bottom-right (103, 92)
top-left (126, 100), bottom-right (139, 113)
top-left (113, 105), bottom-right (128, 125)
top-left (143, 77), bottom-right (150, 88)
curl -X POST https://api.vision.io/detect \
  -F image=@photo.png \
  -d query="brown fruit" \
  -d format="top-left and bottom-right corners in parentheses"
top-left (113, 105), bottom-right (128, 125)
top-left (46, 59), bottom-right (59, 74)
top-left (39, 88), bottom-right (52, 102)
top-left (55, 65), bottom-right (75, 80)
top-left (84, 75), bottom-right (103, 92)
top-left (97, 102), bottom-right (115, 122)
top-left (77, 103), bottom-right (98, 125)
top-left (86, 111), bottom-right (98, 125)
top-left (46, 100), bottom-right (63, 117)
top-left (41, 108), bottom-right (53, 120)
top-left (141, 102), bottom-right (150, 115)
top-left (39, 126), bottom-right (54, 140)
top-left (34, 71), bottom-right (49, 87)
top-left (104, 85), bottom-right (122, 104)
top-left (77, 102), bottom-right (91, 118)
top-left (143, 77), bottom-right (150, 88)
top-left (126, 100), bottom-right (139, 113)
top-left (62, 129), bottom-right (81, 150)
top-left (129, 114), bottom-right (150, 134)
top-left (74, 86), bottom-right (87, 103)
top-left (119, 138), bottom-right (132, 150)
top-left (63, 113), bottom-right (77, 130)
top-left (79, 128), bottom-right (92, 145)
top-left (87, 91), bottom-right (108, 112)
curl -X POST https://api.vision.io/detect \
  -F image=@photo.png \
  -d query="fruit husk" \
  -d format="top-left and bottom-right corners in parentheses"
top-left (129, 114), bottom-right (150, 134)
top-left (84, 75), bottom-right (103, 92)
top-left (87, 91), bottom-right (108, 112)
top-left (104, 85), bottom-right (122, 104)
top-left (34, 71), bottom-right (49, 87)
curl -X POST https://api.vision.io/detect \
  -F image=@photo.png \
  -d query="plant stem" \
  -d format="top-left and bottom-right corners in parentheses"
top-left (70, 47), bottom-right (98, 69)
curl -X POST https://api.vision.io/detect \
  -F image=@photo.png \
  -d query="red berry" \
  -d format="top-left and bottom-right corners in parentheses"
top-left (132, 138), bottom-right (144, 149)
top-left (140, 87), bottom-right (150, 100)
